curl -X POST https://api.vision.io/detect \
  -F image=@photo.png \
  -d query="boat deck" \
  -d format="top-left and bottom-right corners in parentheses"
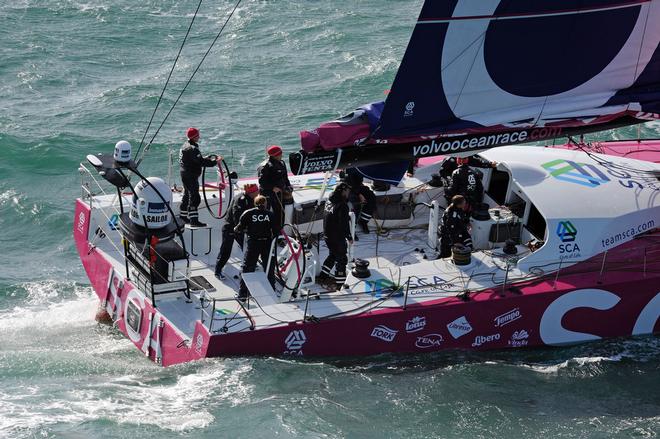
top-left (91, 201), bottom-right (532, 338)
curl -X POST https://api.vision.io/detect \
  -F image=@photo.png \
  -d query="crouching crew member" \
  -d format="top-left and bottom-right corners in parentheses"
top-left (234, 195), bottom-right (278, 301)
top-left (344, 168), bottom-right (376, 234)
top-left (318, 183), bottom-right (353, 290)
top-left (445, 156), bottom-right (485, 208)
top-left (179, 127), bottom-right (221, 227)
top-left (439, 195), bottom-right (473, 258)
top-left (258, 145), bottom-right (292, 232)
top-left (214, 183), bottom-right (259, 279)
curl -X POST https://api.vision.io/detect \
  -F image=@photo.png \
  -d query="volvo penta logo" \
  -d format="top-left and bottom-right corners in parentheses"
top-left (556, 221), bottom-right (577, 242)
top-left (541, 159), bottom-right (611, 188)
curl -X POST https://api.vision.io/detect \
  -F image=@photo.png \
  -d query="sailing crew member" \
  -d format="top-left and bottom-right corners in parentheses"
top-left (440, 154), bottom-right (496, 179)
top-left (445, 156), bottom-right (485, 208)
top-left (234, 195), bottom-right (278, 301)
top-left (343, 168), bottom-right (376, 234)
top-left (439, 195), bottom-right (473, 258)
top-left (318, 183), bottom-right (353, 290)
top-left (258, 145), bottom-right (292, 232)
top-left (179, 127), bottom-right (221, 227)
top-left (214, 183), bottom-right (259, 279)
top-left (406, 158), bottom-right (419, 177)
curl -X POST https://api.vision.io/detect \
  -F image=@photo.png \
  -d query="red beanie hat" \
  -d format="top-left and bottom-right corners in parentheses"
top-left (267, 145), bottom-right (282, 156)
top-left (186, 127), bottom-right (200, 140)
top-left (244, 183), bottom-right (259, 194)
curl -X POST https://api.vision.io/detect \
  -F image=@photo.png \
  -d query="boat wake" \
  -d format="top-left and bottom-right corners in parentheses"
top-left (0, 360), bottom-right (254, 436)
top-left (0, 279), bottom-right (256, 436)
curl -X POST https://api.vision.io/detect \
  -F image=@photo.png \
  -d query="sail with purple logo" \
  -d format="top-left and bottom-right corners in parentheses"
top-left (290, 0), bottom-right (660, 178)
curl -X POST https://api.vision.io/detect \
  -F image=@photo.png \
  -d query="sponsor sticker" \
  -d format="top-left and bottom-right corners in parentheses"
top-left (195, 333), bottom-right (204, 354)
top-left (284, 330), bottom-right (307, 355)
top-left (405, 316), bottom-right (426, 333)
top-left (542, 159), bottom-right (610, 188)
top-left (493, 308), bottom-right (521, 328)
top-left (371, 325), bottom-right (398, 342)
top-left (415, 333), bottom-right (443, 349)
top-left (509, 330), bottom-right (529, 347)
top-left (557, 220), bottom-right (581, 260)
top-left (446, 316), bottom-right (473, 339)
top-left (471, 333), bottom-right (501, 347)
top-left (108, 213), bottom-right (119, 231)
top-left (407, 276), bottom-right (456, 296)
top-left (77, 211), bottom-right (86, 234)
top-left (601, 220), bottom-right (655, 249)
top-left (404, 101), bottom-right (415, 117)
top-left (300, 152), bottom-right (338, 174)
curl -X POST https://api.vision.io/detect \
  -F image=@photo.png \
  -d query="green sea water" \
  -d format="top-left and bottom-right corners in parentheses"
top-left (0, 1), bottom-right (659, 438)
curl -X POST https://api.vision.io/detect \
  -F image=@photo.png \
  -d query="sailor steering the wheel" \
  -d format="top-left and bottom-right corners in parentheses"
top-left (178, 127), bottom-right (223, 227)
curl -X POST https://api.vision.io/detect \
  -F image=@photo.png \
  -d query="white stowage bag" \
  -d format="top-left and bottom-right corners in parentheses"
top-left (129, 177), bottom-right (172, 229)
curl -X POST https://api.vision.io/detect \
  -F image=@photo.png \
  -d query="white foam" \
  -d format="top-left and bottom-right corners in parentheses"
top-left (523, 355), bottom-right (621, 374)
top-left (0, 362), bottom-right (254, 435)
top-left (0, 282), bottom-right (97, 334)
top-left (0, 189), bottom-right (18, 205)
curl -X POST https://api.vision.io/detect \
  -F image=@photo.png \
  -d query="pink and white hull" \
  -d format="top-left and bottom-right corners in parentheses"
top-left (75, 142), bottom-right (660, 366)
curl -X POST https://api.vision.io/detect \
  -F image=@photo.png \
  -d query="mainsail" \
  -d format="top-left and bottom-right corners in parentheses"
top-left (291, 0), bottom-right (660, 176)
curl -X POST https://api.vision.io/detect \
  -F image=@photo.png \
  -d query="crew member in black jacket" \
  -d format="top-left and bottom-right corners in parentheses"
top-left (318, 183), bottom-right (353, 290)
top-left (214, 183), bottom-right (259, 279)
top-left (439, 195), bottom-right (473, 258)
top-left (343, 168), bottom-right (377, 234)
top-left (234, 195), bottom-right (278, 301)
top-left (445, 156), bottom-right (485, 207)
top-left (440, 154), bottom-right (496, 179)
top-left (179, 127), bottom-right (221, 227)
top-left (258, 145), bottom-right (292, 232)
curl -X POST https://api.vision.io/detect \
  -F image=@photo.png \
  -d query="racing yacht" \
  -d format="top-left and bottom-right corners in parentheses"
top-left (75, 0), bottom-right (660, 365)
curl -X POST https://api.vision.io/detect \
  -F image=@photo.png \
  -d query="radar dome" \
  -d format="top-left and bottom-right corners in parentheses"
top-left (129, 177), bottom-right (172, 229)
top-left (114, 140), bottom-right (132, 163)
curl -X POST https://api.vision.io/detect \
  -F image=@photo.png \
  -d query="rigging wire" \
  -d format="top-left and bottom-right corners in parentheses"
top-left (137, 0), bottom-right (245, 166)
top-left (569, 138), bottom-right (659, 177)
top-left (134, 0), bottom-right (205, 161)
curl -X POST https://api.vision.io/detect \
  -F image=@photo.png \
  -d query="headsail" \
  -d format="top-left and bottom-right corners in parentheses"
top-left (291, 0), bottom-right (660, 176)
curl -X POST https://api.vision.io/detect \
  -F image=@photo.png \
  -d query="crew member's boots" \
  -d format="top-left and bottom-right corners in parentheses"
top-left (316, 272), bottom-right (331, 285)
top-left (189, 219), bottom-right (207, 227)
top-left (188, 208), bottom-right (206, 227)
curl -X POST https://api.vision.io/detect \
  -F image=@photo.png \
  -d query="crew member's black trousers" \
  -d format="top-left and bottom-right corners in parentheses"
top-left (353, 189), bottom-right (376, 224)
top-left (238, 238), bottom-right (275, 299)
top-left (180, 172), bottom-right (201, 220)
top-left (262, 189), bottom-right (284, 232)
top-left (215, 224), bottom-right (244, 274)
top-left (321, 239), bottom-right (348, 287)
